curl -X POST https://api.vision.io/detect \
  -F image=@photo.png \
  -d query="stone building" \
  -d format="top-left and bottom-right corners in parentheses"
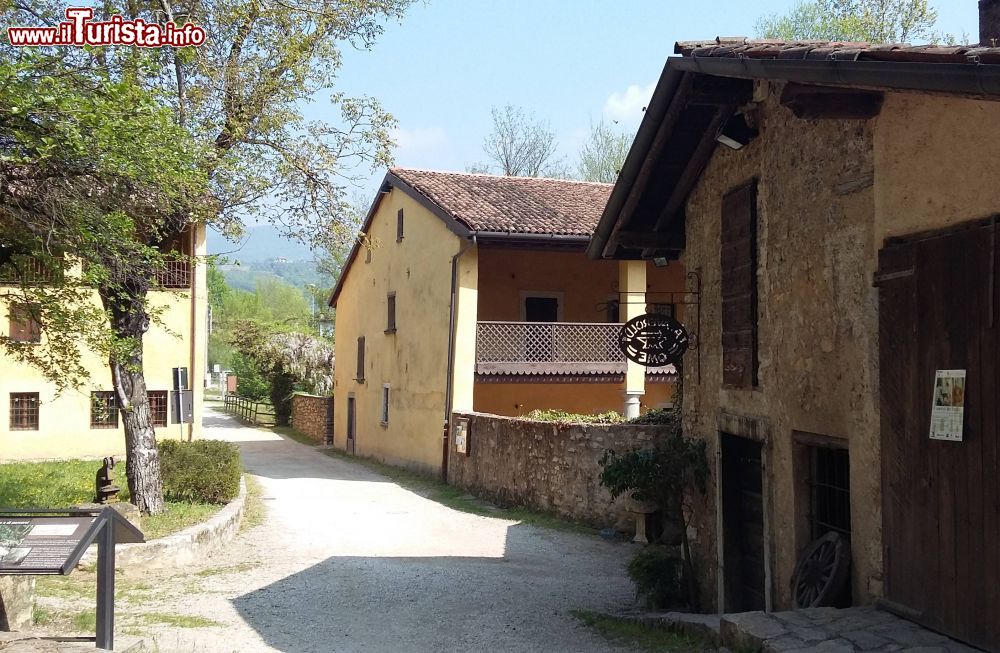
top-left (587, 22), bottom-right (1000, 652)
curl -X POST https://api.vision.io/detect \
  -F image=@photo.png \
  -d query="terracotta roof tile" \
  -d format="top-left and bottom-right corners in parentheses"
top-left (674, 37), bottom-right (1000, 64)
top-left (390, 168), bottom-right (612, 236)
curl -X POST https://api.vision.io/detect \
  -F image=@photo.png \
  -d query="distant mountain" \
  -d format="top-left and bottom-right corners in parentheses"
top-left (208, 224), bottom-right (315, 263)
top-left (219, 259), bottom-right (333, 293)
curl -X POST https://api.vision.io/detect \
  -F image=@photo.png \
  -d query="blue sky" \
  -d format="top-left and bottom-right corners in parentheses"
top-left (216, 0), bottom-right (979, 260)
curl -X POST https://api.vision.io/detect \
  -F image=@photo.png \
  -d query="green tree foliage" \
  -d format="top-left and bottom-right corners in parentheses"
top-left (2, 0), bottom-right (411, 512)
top-left (755, 0), bottom-right (943, 44)
top-left (577, 120), bottom-right (634, 183)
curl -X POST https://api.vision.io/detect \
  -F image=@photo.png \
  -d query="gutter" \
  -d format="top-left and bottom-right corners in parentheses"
top-left (442, 234), bottom-right (476, 482)
top-left (474, 231), bottom-right (591, 247)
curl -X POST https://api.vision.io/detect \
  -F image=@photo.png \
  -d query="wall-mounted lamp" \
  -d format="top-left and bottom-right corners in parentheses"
top-left (652, 256), bottom-right (669, 268)
top-left (716, 113), bottom-right (758, 150)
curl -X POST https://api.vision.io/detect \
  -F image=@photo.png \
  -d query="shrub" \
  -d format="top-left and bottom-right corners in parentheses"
top-left (159, 439), bottom-right (242, 504)
top-left (524, 409), bottom-right (625, 424)
top-left (627, 545), bottom-right (686, 609)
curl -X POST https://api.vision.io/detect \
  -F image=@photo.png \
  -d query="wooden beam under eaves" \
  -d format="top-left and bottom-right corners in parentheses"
top-left (640, 103), bottom-right (736, 258)
top-left (780, 83), bottom-right (884, 119)
top-left (615, 231), bottom-right (686, 250)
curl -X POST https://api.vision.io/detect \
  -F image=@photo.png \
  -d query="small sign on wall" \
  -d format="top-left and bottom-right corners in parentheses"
top-left (930, 369), bottom-right (966, 442)
top-left (454, 418), bottom-right (469, 456)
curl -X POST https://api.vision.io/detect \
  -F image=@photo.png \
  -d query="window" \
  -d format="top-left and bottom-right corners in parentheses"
top-left (149, 391), bottom-right (168, 427)
top-left (386, 292), bottom-right (396, 332)
top-left (721, 181), bottom-right (758, 388)
top-left (10, 393), bottom-right (39, 430)
top-left (356, 336), bottom-right (365, 382)
top-left (380, 384), bottom-right (390, 425)
top-left (809, 447), bottom-right (851, 540)
top-left (90, 391), bottom-right (118, 429)
top-left (396, 208), bottom-right (404, 242)
top-left (8, 304), bottom-right (41, 343)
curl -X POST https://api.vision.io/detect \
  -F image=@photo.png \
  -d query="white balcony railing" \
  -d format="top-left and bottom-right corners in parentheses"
top-left (475, 321), bottom-right (626, 375)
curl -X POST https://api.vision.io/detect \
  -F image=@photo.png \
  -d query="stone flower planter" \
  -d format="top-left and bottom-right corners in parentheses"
top-left (625, 493), bottom-right (657, 544)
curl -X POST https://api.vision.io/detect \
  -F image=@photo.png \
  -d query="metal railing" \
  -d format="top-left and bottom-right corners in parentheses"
top-left (0, 256), bottom-right (64, 285)
top-left (153, 259), bottom-right (191, 289)
top-left (223, 394), bottom-right (276, 427)
top-left (476, 321), bottom-right (625, 366)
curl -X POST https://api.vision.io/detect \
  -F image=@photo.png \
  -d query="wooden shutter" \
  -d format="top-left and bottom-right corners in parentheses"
top-left (396, 208), bottom-right (404, 242)
top-left (387, 293), bottom-right (396, 331)
top-left (356, 336), bottom-right (365, 381)
top-left (720, 181), bottom-right (758, 388)
top-left (9, 304), bottom-right (40, 343)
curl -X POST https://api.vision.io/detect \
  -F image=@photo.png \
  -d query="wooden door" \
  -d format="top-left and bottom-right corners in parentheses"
top-left (878, 219), bottom-right (999, 651)
top-left (346, 396), bottom-right (356, 454)
top-left (721, 433), bottom-right (766, 612)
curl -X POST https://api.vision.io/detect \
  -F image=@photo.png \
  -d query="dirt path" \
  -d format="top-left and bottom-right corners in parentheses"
top-left (37, 409), bottom-right (639, 652)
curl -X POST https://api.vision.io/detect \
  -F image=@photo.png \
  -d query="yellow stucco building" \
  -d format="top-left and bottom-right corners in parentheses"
top-left (0, 225), bottom-right (208, 460)
top-left (330, 168), bottom-right (686, 476)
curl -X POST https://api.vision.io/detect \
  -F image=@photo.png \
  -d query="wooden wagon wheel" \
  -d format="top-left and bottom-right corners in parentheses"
top-left (792, 531), bottom-right (851, 608)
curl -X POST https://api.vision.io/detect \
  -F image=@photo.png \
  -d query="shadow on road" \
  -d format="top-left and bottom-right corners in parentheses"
top-left (231, 523), bottom-right (632, 653)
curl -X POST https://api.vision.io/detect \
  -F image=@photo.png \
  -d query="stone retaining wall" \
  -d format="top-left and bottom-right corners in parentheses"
top-left (291, 394), bottom-right (332, 443)
top-left (448, 411), bottom-right (661, 527)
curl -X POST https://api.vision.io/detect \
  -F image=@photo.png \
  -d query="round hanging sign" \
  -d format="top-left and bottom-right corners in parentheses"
top-left (618, 313), bottom-right (689, 367)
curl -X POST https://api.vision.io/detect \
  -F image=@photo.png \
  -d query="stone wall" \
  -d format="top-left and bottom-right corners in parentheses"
top-left (291, 394), bottom-right (331, 443)
top-left (448, 411), bottom-right (661, 527)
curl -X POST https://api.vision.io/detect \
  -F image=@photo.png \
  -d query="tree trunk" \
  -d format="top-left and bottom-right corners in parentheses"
top-left (100, 283), bottom-right (165, 514)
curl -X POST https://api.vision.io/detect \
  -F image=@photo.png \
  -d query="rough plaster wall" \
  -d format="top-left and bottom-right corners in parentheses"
top-left (682, 81), bottom-right (881, 610)
top-left (448, 412), bottom-right (660, 527)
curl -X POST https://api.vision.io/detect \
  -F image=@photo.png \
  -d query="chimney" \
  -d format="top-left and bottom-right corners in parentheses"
top-left (981, 0), bottom-right (1000, 47)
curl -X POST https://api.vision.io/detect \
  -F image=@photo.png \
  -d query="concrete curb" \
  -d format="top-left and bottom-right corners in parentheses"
top-left (81, 477), bottom-right (247, 570)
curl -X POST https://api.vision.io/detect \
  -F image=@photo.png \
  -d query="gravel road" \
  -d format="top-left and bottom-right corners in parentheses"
top-left (116, 409), bottom-right (639, 652)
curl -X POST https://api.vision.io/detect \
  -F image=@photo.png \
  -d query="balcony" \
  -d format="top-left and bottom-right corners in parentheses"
top-left (0, 256), bottom-right (64, 285)
top-left (153, 259), bottom-right (191, 289)
top-left (476, 321), bottom-right (675, 377)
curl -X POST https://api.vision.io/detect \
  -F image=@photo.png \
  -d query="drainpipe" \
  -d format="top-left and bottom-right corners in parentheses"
top-left (442, 234), bottom-right (476, 482)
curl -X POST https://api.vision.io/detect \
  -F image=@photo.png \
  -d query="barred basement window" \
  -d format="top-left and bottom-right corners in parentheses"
top-left (10, 393), bottom-right (39, 430)
top-left (90, 391), bottom-right (118, 429)
top-left (149, 391), bottom-right (168, 427)
top-left (810, 447), bottom-right (851, 540)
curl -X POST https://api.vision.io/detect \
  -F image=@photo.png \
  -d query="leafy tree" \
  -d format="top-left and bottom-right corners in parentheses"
top-left (577, 120), bottom-right (634, 183)
top-left (2, 0), bottom-right (410, 512)
top-left (477, 104), bottom-right (566, 177)
top-left (755, 0), bottom-right (942, 43)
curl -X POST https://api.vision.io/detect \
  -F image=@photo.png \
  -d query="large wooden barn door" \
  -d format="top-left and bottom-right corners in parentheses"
top-left (878, 218), bottom-right (999, 651)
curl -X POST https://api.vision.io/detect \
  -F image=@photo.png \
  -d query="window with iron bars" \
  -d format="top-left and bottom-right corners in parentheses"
top-left (10, 393), bottom-right (39, 430)
top-left (90, 391), bottom-right (118, 429)
top-left (809, 446), bottom-right (851, 540)
top-left (149, 391), bottom-right (168, 428)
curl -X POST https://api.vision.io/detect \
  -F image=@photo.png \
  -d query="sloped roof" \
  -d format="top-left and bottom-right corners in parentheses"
top-left (674, 38), bottom-right (1000, 64)
top-left (390, 168), bottom-right (612, 236)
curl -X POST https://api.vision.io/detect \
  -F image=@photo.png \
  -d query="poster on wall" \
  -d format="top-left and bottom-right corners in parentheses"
top-left (930, 369), bottom-right (967, 442)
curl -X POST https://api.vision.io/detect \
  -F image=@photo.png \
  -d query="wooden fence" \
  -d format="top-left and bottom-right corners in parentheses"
top-left (223, 394), bottom-right (276, 427)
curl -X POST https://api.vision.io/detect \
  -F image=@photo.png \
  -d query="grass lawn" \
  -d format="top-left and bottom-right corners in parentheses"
top-left (571, 610), bottom-right (712, 652)
top-left (0, 459), bottom-right (225, 539)
top-left (271, 424), bottom-right (595, 535)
